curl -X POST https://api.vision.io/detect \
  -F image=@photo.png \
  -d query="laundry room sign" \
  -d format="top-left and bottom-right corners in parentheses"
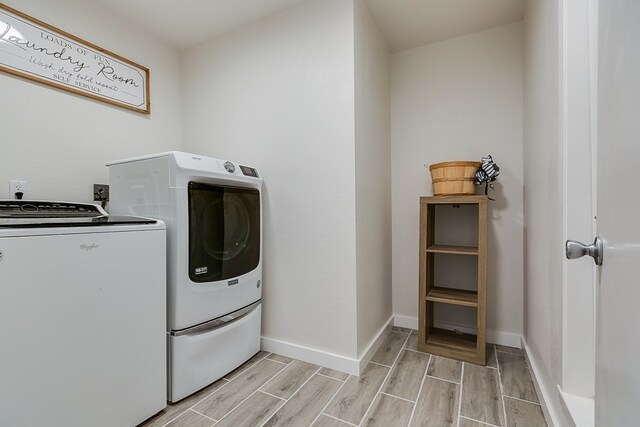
top-left (0, 3), bottom-right (150, 114)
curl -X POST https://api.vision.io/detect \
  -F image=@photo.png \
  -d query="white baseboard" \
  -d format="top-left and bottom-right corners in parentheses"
top-left (393, 315), bottom-right (522, 348)
top-left (486, 331), bottom-right (522, 348)
top-left (393, 314), bottom-right (417, 330)
top-left (521, 336), bottom-right (563, 427)
top-left (261, 316), bottom-right (393, 377)
top-left (261, 336), bottom-right (360, 375)
top-left (558, 386), bottom-right (594, 427)
top-left (357, 316), bottom-right (393, 374)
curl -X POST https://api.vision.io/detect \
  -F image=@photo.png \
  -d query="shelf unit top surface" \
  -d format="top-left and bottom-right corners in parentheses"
top-left (420, 195), bottom-right (488, 205)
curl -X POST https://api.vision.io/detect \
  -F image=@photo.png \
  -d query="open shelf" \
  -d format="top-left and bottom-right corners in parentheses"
top-left (426, 287), bottom-right (478, 307)
top-left (426, 244), bottom-right (478, 255)
top-left (423, 327), bottom-right (482, 364)
top-left (426, 327), bottom-right (476, 351)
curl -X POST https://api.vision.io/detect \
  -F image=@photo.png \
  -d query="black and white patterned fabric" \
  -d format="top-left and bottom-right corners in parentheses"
top-left (475, 155), bottom-right (500, 199)
top-left (475, 155), bottom-right (500, 184)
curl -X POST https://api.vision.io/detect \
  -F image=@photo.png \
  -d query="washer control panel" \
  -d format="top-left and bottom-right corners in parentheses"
top-left (0, 201), bottom-right (105, 218)
top-left (240, 165), bottom-right (259, 178)
top-left (224, 161), bottom-right (236, 173)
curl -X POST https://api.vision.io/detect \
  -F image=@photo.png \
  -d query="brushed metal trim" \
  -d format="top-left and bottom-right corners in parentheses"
top-left (170, 300), bottom-right (261, 337)
top-left (166, 332), bottom-right (172, 402)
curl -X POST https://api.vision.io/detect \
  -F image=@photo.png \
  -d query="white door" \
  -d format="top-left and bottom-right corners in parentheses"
top-left (595, 1), bottom-right (640, 424)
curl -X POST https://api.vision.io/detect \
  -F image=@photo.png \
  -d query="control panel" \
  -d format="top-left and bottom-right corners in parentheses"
top-left (240, 165), bottom-right (259, 178)
top-left (0, 201), bottom-right (105, 218)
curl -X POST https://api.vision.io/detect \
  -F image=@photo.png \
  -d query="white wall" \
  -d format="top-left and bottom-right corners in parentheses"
top-left (0, 0), bottom-right (181, 202)
top-left (390, 22), bottom-right (524, 345)
top-left (354, 0), bottom-right (392, 357)
top-left (181, 0), bottom-right (359, 359)
top-left (523, 0), bottom-right (572, 424)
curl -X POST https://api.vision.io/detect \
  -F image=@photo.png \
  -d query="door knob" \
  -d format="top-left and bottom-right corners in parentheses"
top-left (565, 236), bottom-right (603, 266)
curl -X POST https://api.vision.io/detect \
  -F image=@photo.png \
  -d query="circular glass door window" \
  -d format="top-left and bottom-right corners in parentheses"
top-left (202, 195), bottom-right (251, 261)
top-left (188, 182), bottom-right (260, 282)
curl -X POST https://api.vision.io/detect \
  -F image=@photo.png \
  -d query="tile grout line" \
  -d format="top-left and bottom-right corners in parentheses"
top-left (495, 349), bottom-right (524, 356)
top-left (502, 395), bottom-right (541, 406)
top-left (187, 380), bottom-right (232, 410)
top-left (402, 329), bottom-right (417, 349)
top-left (208, 359), bottom-right (290, 426)
top-left (315, 372), bottom-right (346, 382)
top-left (403, 347), bottom-right (426, 355)
top-left (256, 356), bottom-right (302, 393)
top-left (460, 415), bottom-right (500, 427)
top-left (313, 372), bottom-right (353, 426)
top-left (368, 360), bottom-right (392, 368)
top-left (319, 412), bottom-right (358, 426)
top-left (160, 378), bottom-right (234, 427)
top-left (222, 351), bottom-right (272, 382)
top-left (258, 389), bottom-right (287, 402)
top-left (357, 331), bottom-right (412, 427)
top-left (406, 353), bottom-right (432, 426)
top-left (160, 409), bottom-right (194, 427)
top-left (379, 391), bottom-right (416, 404)
top-left (216, 388), bottom-right (270, 425)
top-left (494, 344), bottom-right (509, 427)
top-left (425, 374), bottom-right (461, 385)
top-left (256, 366), bottom-right (324, 427)
top-left (265, 357), bottom-right (292, 366)
top-left (189, 408), bottom-right (217, 421)
top-left (193, 378), bottom-right (233, 405)
top-left (456, 362), bottom-right (464, 427)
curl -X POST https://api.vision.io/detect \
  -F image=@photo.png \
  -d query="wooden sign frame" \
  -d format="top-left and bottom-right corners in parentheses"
top-left (0, 3), bottom-right (150, 114)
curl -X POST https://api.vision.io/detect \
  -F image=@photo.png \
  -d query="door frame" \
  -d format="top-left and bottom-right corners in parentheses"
top-left (559, 0), bottom-right (597, 417)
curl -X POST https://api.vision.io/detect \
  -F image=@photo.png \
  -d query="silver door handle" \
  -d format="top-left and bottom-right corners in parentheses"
top-left (565, 236), bottom-right (603, 266)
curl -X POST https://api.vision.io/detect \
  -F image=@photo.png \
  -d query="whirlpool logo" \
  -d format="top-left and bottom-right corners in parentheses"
top-left (79, 243), bottom-right (99, 251)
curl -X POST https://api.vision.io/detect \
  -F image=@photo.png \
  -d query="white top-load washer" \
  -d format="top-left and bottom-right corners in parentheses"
top-left (107, 151), bottom-right (263, 402)
top-left (0, 201), bottom-right (166, 427)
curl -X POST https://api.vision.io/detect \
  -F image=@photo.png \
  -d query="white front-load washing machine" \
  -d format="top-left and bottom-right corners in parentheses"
top-left (107, 151), bottom-right (262, 402)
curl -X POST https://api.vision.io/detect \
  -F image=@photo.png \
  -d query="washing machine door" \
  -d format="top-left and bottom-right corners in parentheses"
top-left (188, 182), bottom-right (260, 283)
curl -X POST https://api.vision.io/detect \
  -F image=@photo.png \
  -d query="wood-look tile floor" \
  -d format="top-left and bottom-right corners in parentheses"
top-left (139, 328), bottom-right (546, 427)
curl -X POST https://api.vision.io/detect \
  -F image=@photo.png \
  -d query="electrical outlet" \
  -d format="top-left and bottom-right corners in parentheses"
top-left (93, 184), bottom-right (109, 202)
top-left (9, 180), bottom-right (26, 200)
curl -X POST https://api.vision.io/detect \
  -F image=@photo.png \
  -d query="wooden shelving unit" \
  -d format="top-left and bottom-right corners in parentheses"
top-left (418, 195), bottom-right (488, 365)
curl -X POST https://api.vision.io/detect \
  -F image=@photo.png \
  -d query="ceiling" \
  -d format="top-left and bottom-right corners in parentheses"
top-left (92, 0), bottom-right (526, 52)
top-left (91, 0), bottom-right (308, 49)
top-left (364, 0), bottom-right (526, 52)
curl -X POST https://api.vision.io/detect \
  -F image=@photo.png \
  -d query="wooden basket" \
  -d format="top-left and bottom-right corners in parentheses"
top-left (429, 161), bottom-right (481, 196)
